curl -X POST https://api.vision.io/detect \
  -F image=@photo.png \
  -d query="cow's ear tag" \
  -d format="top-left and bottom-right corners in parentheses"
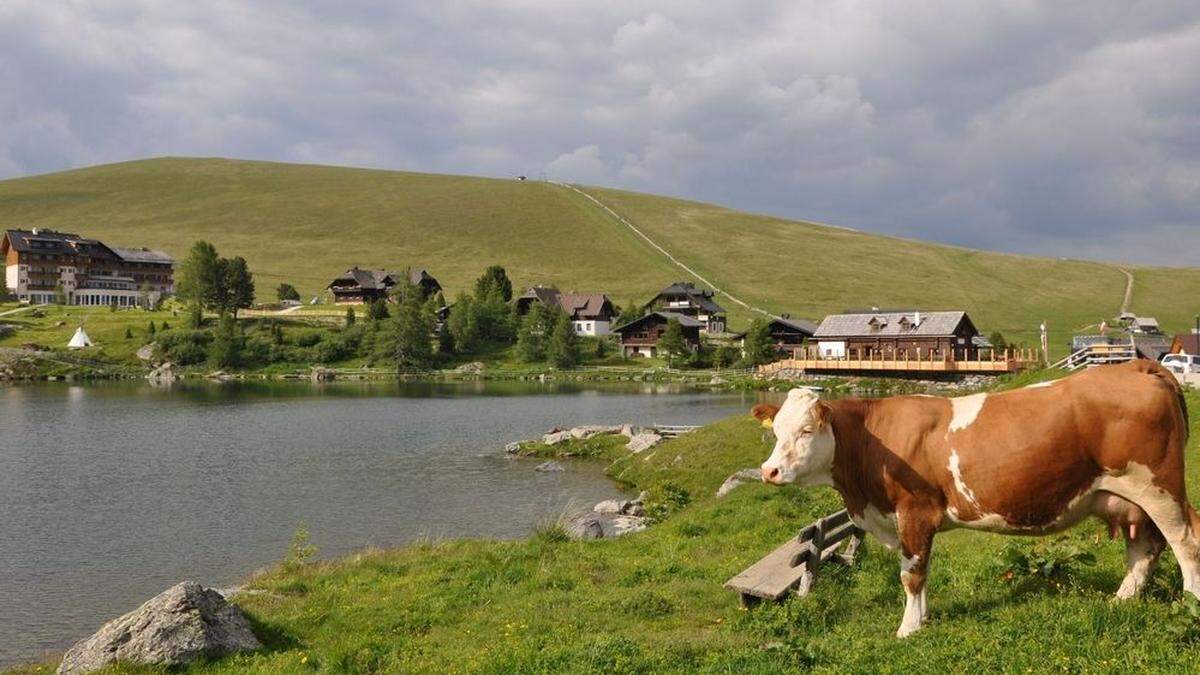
top-left (761, 419), bottom-right (773, 429)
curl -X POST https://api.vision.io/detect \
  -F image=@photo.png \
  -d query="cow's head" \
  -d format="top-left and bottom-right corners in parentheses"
top-left (754, 388), bottom-right (835, 485)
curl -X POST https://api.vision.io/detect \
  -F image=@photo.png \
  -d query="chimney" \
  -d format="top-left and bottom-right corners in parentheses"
top-left (915, 311), bottom-right (922, 326)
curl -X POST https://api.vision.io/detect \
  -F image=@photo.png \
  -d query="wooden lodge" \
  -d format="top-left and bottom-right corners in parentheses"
top-left (614, 311), bottom-right (703, 358)
top-left (752, 309), bottom-right (1036, 376)
top-left (643, 281), bottom-right (727, 334)
top-left (328, 267), bottom-right (441, 305)
top-left (515, 285), bottom-right (618, 336)
top-left (813, 310), bottom-right (980, 360)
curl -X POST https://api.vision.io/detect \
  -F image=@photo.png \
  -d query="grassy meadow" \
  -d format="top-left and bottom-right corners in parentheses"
top-left (10, 380), bottom-right (1200, 673)
top-left (2, 157), bottom-right (1198, 358)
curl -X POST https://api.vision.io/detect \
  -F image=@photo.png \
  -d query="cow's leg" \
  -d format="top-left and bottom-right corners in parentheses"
top-left (1116, 519), bottom-right (1166, 600)
top-left (895, 508), bottom-right (938, 638)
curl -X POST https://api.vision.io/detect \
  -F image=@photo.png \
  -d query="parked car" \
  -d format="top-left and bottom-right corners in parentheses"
top-left (1160, 353), bottom-right (1200, 374)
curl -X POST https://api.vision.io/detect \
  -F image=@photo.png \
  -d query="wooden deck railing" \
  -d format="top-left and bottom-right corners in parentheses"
top-left (758, 346), bottom-right (1038, 376)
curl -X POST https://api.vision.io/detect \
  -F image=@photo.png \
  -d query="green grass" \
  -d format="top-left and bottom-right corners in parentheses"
top-left (2, 157), bottom-right (1198, 359)
top-left (12, 383), bottom-right (1200, 673)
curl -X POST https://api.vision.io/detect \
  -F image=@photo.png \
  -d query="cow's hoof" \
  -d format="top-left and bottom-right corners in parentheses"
top-left (895, 622), bottom-right (923, 639)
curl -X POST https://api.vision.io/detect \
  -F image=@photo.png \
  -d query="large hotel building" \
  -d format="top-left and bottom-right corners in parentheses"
top-left (2, 228), bottom-right (174, 307)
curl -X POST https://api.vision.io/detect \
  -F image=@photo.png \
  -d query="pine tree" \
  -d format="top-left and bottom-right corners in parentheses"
top-left (124, 327), bottom-right (133, 340)
top-left (617, 298), bottom-right (643, 326)
top-left (223, 256), bottom-right (255, 317)
top-left (345, 306), bottom-right (356, 327)
top-left (515, 303), bottom-right (552, 362)
top-left (546, 310), bottom-right (580, 368)
top-left (474, 265), bottom-right (513, 302)
top-left (657, 318), bottom-right (690, 368)
top-left (276, 283), bottom-right (300, 303)
top-left (380, 290), bottom-right (433, 370)
top-left (147, 321), bottom-right (157, 338)
top-left (187, 303), bottom-right (204, 329)
top-left (742, 318), bottom-right (776, 365)
top-left (367, 298), bottom-right (390, 321)
top-left (447, 293), bottom-right (480, 354)
top-left (209, 314), bottom-right (242, 368)
top-left (176, 241), bottom-right (223, 310)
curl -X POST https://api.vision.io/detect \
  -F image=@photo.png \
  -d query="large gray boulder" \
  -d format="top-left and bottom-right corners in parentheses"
top-left (626, 431), bottom-right (663, 454)
top-left (57, 581), bottom-right (261, 675)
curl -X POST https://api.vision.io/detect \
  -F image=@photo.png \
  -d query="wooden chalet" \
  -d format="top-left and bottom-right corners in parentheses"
top-left (328, 267), bottom-right (441, 305)
top-left (733, 314), bottom-right (818, 355)
top-left (643, 281), bottom-right (726, 334)
top-left (813, 310), bottom-right (979, 360)
top-left (614, 311), bottom-right (703, 358)
top-left (515, 285), bottom-right (617, 336)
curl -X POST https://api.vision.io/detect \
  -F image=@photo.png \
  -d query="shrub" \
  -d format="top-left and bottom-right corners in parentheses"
top-left (296, 331), bottom-right (323, 347)
top-left (155, 329), bottom-right (212, 365)
top-left (282, 522), bottom-right (318, 572)
top-left (995, 538), bottom-right (1095, 590)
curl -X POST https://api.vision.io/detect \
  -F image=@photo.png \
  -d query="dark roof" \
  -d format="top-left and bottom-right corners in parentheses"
top-left (518, 285), bottom-right (561, 306)
top-left (111, 246), bottom-right (174, 264)
top-left (774, 315), bottom-right (818, 335)
top-left (559, 293), bottom-right (612, 320)
top-left (4, 228), bottom-right (103, 253)
top-left (4, 228), bottom-right (171, 263)
top-left (409, 268), bottom-right (439, 286)
top-left (614, 311), bottom-right (704, 333)
top-left (649, 281), bottom-right (725, 314)
top-left (1132, 336), bottom-right (1171, 361)
top-left (518, 286), bottom-right (612, 320)
top-left (814, 311), bottom-right (972, 338)
top-left (330, 267), bottom-right (396, 290)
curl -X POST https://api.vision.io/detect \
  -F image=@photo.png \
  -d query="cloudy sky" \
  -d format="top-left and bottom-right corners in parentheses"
top-left (1, 1), bottom-right (1198, 264)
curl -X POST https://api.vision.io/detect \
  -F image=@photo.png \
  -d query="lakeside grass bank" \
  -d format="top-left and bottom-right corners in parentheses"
top-left (10, 380), bottom-right (1200, 673)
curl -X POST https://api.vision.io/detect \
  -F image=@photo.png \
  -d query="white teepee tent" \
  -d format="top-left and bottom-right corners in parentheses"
top-left (67, 326), bottom-right (93, 349)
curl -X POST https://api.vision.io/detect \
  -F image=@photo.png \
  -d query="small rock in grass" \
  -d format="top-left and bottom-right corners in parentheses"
top-left (610, 515), bottom-right (648, 537)
top-left (504, 442), bottom-right (522, 454)
top-left (716, 468), bottom-right (763, 498)
top-left (542, 431), bottom-right (573, 445)
top-left (593, 499), bottom-right (628, 515)
top-left (570, 517), bottom-right (605, 540)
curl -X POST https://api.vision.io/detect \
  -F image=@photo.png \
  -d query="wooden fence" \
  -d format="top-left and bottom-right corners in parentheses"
top-left (759, 346), bottom-right (1038, 377)
top-left (654, 424), bottom-right (700, 438)
top-left (1050, 342), bottom-right (1137, 371)
top-left (725, 509), bottom-right (864, 607)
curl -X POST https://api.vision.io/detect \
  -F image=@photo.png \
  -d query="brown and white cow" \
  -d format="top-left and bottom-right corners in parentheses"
top-left (752, 360), bottom-right (1198, 637)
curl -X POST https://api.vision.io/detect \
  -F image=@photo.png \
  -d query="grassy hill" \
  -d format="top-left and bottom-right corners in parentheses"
top-left (2, 157), bottom-right (1197, 352)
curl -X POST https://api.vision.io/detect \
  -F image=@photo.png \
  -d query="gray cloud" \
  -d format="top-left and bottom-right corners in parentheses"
top-left (1, 1), bottom-right (1198, 264)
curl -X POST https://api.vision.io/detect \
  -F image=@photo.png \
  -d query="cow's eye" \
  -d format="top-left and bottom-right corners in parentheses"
top-left (800, 426), bottom-right (813, 436)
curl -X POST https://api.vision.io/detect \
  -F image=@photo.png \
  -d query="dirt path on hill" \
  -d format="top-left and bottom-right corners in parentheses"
top-left (550, 181), bottom-right (774, 320)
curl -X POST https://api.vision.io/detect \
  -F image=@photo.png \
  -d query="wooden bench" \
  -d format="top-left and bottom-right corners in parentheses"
top-left (725, 509), bottom-right (865, 607)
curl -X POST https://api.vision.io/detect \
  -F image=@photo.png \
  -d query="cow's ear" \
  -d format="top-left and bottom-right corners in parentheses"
top-left (751, 403), bottom-right (781, 429)
top-left (813, 401), bottom-right (833, 431)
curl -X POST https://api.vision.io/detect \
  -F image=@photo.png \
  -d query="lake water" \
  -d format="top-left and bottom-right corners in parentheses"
top-left (0, 380), bottom-right (758, 668)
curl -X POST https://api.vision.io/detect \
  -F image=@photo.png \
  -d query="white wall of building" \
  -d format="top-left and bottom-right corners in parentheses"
top-left (818, 340), bottom-right (846, 359)
top-left (573, 320), bottom-right (611, 336)
top-left (5, 264), bottom-right (18, 291)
